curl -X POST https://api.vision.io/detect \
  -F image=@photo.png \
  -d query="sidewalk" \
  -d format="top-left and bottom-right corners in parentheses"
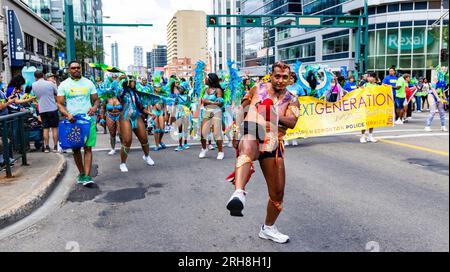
top-left (0, 152), bottom-right (66, 229)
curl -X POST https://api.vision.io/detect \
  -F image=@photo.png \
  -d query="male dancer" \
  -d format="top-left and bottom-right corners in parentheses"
top-left (226, 62), bottom-right (300, 244)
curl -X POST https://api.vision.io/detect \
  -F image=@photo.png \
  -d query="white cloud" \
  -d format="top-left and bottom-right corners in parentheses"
top-left (102, 0), bottom-right (212, 69)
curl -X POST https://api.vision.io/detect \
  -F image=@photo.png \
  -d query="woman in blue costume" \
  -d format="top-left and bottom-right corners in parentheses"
top-left (174, 82), bottom-right (191, 151)
top-left (100, 75), bottom-right (123, 155)
top-left (118, 77), bottom-right (155, 173)
top-left (149, 76), bottom-right (167, 151)
top-left (198, 73), bottom-right (225, 160)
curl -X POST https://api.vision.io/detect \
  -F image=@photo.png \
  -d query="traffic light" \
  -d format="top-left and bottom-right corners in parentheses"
top-left (240, 16), bottom-right (261, 27)
top-left (207, 15), bottom-right (219, 27)
top-left (355, 62), bottom-right (361, 73)
top-left (1, 41), bottom-right (8, 62)
top-left (441, 49), bottom-right (448, 62)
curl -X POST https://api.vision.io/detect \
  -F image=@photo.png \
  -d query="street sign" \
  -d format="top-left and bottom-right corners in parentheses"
top-left (337, 17), bottom-right (358, 27)
top-left (7, 9), bottom-right (25, 66)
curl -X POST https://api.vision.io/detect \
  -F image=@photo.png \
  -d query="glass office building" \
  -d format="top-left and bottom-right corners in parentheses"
top-left (275, 0), bottom-right (448, 79)
top-left (241, 0), bottom-right (302, 75)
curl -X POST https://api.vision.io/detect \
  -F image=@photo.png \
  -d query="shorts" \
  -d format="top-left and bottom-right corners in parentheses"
top-left (395, 97), bottom-right (406, 109)
top-left (258, 148), bottom-right (284, 161)
top-left (85, 118), bottom-right (97, 147)
top-left (40, 110), bottom-right (59, 128)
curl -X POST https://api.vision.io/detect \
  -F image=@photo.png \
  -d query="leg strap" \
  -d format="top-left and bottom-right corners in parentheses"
top-left (122, 145), bottom-right (130, 156)
top-left (269, 197), bottom-right (283, 212)
top-left (141, 143), bottom-right (149, 147)
top-left (236, 154), bottom-right (253, 169)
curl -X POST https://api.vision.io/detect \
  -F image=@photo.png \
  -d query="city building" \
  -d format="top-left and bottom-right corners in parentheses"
top-left (20, 0), bottom-right (104, 64)
top-left (148, 45), bottom-right (167, 73)
top-left (240, 0), bottom-right (302, 75)
top-left (164, 57), bottom-right (194, 79)
top-left (1, 0), bottom-right (64, 82)
top-left (275, 0), bottom-right (449, 79)
top-left (167, 10), bottom-right (208, 64)
top-left (127, 65), bottom-right (147, 78)
top-left (212, 0), bottom-right (243, 73)
top-left (134, 46), bottom-right (144, 67)
top-left (111, 42), bottom-right (119, 67)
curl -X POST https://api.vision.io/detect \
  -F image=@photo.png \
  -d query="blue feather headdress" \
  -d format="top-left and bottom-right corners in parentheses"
top-left (194, 60), bottom-right (206, 98)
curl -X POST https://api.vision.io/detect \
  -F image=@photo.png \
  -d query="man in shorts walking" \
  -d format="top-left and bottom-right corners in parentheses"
top-left (32, 70), bottom-right (59, 153)
top-left (57, 61), bottom-right (100, 187)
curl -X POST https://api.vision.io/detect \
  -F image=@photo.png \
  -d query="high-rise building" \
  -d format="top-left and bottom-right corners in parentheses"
top-left (111, 42), bottom-right (119, 67)
top-left (241, 0), bottom-right (302, 75)
top-left (167, 10), bottom-right (208, 64)
top-left (147, 45), bottom-right (167, 73)
top-left (20, 1), bottom-right (103, 60)
top-left (134, 46), bottom-right (144, 67)
top-left (275, 0), bottom-right (449, 79)
top-left (212, 0), bottom-right (242, 72)
top-left (21, 0), bottom-right (52, 21)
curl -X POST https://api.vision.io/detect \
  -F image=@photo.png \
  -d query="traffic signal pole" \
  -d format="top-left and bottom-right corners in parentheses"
top-left (207, 12), bottom-right (370, 76)
top-left (64, 0), bottom-right (76, 64)
top-left (363, 0), bottom-right (369, 73)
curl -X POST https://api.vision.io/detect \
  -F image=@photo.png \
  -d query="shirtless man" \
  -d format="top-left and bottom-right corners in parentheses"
top-left (226, 62), bottom-right (300, 244)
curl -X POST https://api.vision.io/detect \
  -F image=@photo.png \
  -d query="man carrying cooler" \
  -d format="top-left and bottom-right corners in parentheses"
top-left (57, 61), bottom-right (100, 187)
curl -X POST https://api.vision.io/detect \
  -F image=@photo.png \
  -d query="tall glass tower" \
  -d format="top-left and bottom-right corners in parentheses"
top-left (241, 0), bottom-right (302, 75)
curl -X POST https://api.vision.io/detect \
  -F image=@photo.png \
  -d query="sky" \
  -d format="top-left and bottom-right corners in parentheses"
top-left (102, 0), bottom-right (212, 69)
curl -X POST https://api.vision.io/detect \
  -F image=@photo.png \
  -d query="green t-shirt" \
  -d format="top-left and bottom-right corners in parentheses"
top-left (57, 77), bottom-right (97, 116)
top-left (395, 77), bottom-right (407, 98)
top-left (364, 82), bottom-right (378, 88)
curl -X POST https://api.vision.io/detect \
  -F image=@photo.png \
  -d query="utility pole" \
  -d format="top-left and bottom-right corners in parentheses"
top-left (363, 0), bottom-right (369, 73)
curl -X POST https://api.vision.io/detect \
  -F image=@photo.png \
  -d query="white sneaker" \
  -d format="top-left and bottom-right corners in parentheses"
top-left (292, 140), bottom-right (299, 146)
top-left (424, 127), bottom-right (432, 132)
top-left (360, 136), bottom-right (368, 143)
top-left (226, 189), bottom-right (247, 217)
top-left (417, 110), bottom-right (422, 113)
top-left (108, 149), bottom-right (116, 155)
top-left (120, 163), bottom-right (129, 173)
top-left (227, 141), bottom-right (233, 148)
top-left (407, 117), bottom-right (412, 121)
top-left (441, 127), bottom-right (448, 132)
top-left (143, 155), bottom-right (155, 166)
top-left (367, 135), bottom-right (378, 143)
top-left (208, 144), bottom-right (216, 150)
top-left (284, 140), bottom-right (290, 146)
top-left (217, 152), bottom-right (225, 160)
top-left (199, 148), bottom-right (208, 159)
top-left (259, 225), bottom-right (290, 244)
top-left (395, 119), bottom-right (404, 125)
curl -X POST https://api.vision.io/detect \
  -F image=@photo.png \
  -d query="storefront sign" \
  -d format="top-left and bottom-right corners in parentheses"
top-left (7, 10), bottom-right (25, 66)
top-left (387, 31), bottom-right (433, 51)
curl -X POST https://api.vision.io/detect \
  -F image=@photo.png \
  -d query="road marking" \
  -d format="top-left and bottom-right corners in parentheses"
top-left (378, 133), bottom-right (449, 139)
top-left (379, 139), bottom-right (449, 156)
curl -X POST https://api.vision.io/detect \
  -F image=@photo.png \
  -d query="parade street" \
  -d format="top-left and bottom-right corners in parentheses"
top-left (0, 112), bottom-right (448, 252)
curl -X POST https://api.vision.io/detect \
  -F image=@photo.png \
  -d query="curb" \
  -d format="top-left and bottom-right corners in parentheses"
top-left (0, 154), bottom-right (67, 229)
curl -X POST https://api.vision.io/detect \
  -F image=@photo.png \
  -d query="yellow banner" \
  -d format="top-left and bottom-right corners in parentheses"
top-left (285, 85), bottom-right (395, 139)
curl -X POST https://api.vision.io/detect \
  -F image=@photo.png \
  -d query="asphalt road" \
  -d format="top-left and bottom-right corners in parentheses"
top-left (0, 112), bottom-right (448, 252)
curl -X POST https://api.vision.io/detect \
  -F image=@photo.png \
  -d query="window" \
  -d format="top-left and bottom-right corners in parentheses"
top-left (414, 2), bottom-right (427, 10)
top-left (37, 40), bottom-right (45, 55)
top-left (47, 45), bottom-right (54, 58)
top-left (322, 35), bottom-right (350, 55)
top-left (25, 33), bottom-right (34, 52)
top-left (377, 5), bottom-right (387, 14)
top-left (401, 3), bottom-right (413, 11)
top-left (388, 3), bottom-right (399, 12)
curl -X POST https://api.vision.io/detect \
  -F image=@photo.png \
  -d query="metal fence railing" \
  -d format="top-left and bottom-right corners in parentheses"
top-left (0, 112), bottom-right (29, 178)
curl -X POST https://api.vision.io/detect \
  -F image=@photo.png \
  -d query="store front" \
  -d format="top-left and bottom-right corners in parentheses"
top-left (367, 20), bottom-right (449, 80)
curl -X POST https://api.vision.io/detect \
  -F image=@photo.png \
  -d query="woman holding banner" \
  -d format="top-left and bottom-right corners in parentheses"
top-left (360, 73), bottom-right (379, 144)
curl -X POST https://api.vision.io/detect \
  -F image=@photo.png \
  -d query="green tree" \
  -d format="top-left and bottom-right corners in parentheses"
top-left (55, 38), bottom-right (103, 62)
